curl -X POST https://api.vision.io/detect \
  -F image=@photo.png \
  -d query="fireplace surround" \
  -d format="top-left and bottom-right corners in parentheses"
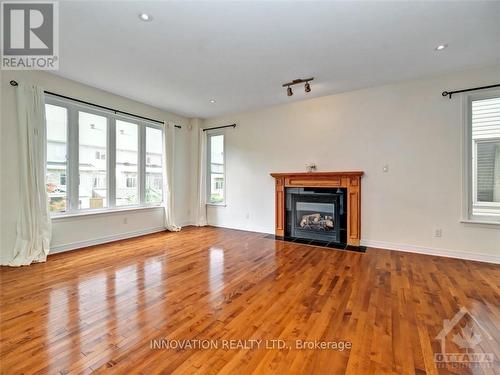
top-left (270, 172), bottom-right (363, 247)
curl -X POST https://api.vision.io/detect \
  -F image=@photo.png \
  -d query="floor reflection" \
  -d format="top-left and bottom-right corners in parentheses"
top-left (209, 247), bottom-right (225, 302)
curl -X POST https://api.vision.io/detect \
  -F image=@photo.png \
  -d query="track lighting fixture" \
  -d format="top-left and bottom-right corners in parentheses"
top-left (282, 77), bottom-right (314, 97)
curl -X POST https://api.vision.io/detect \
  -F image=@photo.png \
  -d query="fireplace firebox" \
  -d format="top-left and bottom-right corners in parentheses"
top-left (286, 188), bottom-right (346, 244)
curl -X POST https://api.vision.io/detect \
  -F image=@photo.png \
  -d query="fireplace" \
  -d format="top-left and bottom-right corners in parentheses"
top-left (270, 172), bottom-right (363, 247)
top-left (287, 188), bottom-right (345, 243)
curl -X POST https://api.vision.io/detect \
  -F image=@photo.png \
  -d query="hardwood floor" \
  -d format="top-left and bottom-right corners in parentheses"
top-left (1, 226), bottom-right (499, 375)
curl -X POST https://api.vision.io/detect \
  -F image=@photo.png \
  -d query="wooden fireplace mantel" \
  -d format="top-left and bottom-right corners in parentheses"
top-left (270, 171), bottom-right (364, 246)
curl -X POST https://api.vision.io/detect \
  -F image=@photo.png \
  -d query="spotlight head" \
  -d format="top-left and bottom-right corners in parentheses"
top-left (287, 86), bottom-right (293, 96)
top-left (304, 82), bottom-right (311, 93)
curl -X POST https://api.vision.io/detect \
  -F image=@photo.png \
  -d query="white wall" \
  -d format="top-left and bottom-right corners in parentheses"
top-left (203, 65), bottom-right (500, 262)
top-left (0, 71), bottom-right (193, 263)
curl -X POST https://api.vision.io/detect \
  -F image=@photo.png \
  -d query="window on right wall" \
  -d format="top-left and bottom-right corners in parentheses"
top-left (207, 133), bottom-right (225, 205)
top-left (468, 92), bottom-right (500, 220)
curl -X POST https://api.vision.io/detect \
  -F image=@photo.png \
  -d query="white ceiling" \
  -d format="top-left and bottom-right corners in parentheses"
top-left (56, 1), bottom-right (500, 118)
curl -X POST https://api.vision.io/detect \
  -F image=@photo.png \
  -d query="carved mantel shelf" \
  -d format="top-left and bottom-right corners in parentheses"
top-left (270, 171), bottom-right (364, 246)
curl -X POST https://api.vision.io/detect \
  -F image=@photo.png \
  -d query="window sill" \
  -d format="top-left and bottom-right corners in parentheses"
top-left (206, 203), bottom-right (226, 207)
top-left (460, 218), bottom-right (500, 226)
top-left (51, 205), bottom-right (164, 221)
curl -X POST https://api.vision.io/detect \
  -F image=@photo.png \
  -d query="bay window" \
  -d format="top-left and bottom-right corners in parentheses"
top-left (45, 95), bottom-right (164, 216)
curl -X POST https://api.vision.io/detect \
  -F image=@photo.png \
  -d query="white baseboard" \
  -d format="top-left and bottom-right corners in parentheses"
top-left (207, 222), bottom-right (274, 235)
top-left (50, 226), bottom-right (167, 254)
top-left (207, 223), bottom-right (499, 264)
top-left (360, 239), bottom-right (500, 264)
top-left (50, 221), bottom-right (196, 255)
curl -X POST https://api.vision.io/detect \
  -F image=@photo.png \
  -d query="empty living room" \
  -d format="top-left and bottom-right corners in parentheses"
top-left (1, 1), bottom-right (499, 374)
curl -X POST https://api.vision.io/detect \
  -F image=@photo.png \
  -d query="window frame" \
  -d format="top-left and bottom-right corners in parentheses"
top-left (462, 89), bottom-right (500, 224)
top-left (206, 130), bottom-right (226, 206)
top-left (45, 94), bottom-right (164, 217)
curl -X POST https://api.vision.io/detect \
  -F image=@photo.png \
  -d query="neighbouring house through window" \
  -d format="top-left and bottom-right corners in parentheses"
top-left (126, 175), bottom-right (137, 188)
top-left (95, 151), bottom-right (106, 160)
top-left (45, 95), bottom-right (164, 215)
top-left (215, 177), bottom-right (224, 190)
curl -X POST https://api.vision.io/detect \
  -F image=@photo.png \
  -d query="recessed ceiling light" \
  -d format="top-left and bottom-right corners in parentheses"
top-left (435, 44), bottom-right (448, 51)
top-left (139, 13), bottom-right (153, 22)
top-left (209, 99), bottom-right (216, 104)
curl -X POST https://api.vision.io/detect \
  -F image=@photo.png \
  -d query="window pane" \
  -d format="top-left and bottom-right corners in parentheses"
top-left (79, 111), bottom-right (108, 209)
top-left (472, 96), bottom-right (500, 205)
top-left (476, 141), bottom-right (500, 203)
top-left (116, 120), bottom-right (138, 206)
top-left (145, 127), bottom-right (163, 204)
top-left (209, 134), bottom-right (224, 203)
top-left (46, 104), bottom-right (68, 213)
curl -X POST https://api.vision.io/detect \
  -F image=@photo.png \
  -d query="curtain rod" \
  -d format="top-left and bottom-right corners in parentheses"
top-left (9, 80), bottom-right (181, 129)
top-left (203, 123), bottom-right (236, 132)
top-left (442, 83), bottom-right (500, 99)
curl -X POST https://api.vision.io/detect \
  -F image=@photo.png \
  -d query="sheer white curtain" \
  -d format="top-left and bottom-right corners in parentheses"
top-left (9, 83), bottom-right (52, 266)
top-left (163, 123), bottom-right (180, 231)
top-left (196, 128), bottom-right (207, 226)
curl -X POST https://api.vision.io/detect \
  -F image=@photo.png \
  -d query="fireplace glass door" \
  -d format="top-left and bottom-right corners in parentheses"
top-left (291, 194), bottom-right (340, 242)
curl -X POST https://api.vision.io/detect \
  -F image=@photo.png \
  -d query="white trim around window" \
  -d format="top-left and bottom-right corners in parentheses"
top-left (45, 94), bottom-right (164, 217)
top-left (461, 89), bottom-right (500, 225)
